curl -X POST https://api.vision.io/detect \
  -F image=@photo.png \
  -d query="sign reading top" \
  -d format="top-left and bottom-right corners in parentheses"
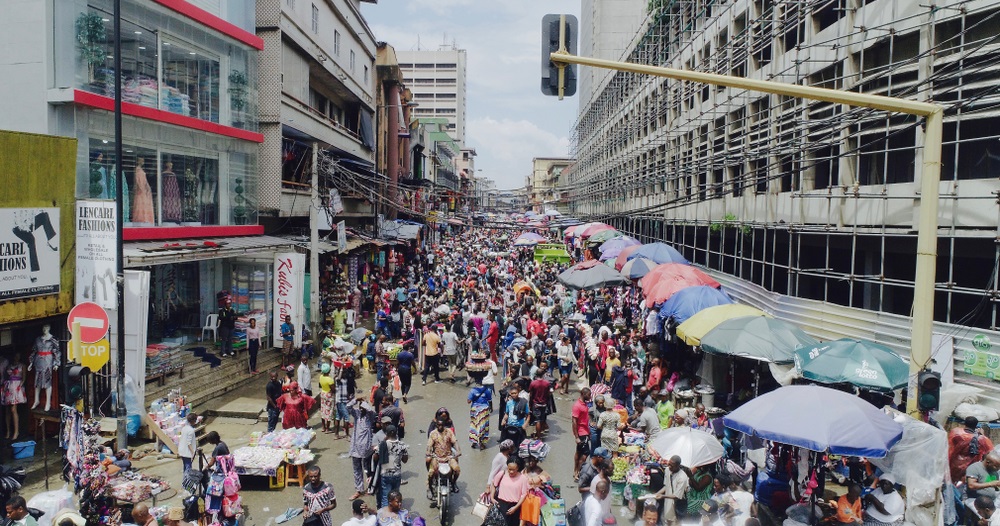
top-left (0, 208), bottom-right (61, 300)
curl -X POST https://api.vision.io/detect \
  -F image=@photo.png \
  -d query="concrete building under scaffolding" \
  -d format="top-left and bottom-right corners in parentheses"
top-left (568, 0), bottom-right (1000, 397)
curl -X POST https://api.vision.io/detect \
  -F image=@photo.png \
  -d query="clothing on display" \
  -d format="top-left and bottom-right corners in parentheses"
top-left (161, 164), bottom-right (182, 222)
top-left (132, 161), bottom-right (155, 223)
top-left (29, 333), bottom-right (60, 388)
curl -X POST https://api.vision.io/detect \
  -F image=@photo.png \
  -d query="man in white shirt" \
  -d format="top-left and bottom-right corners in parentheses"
top-left (341, 499), bottom-right (376, 526)
top-left (441, 328), bottom-right (461, 382)
top-left (585, 479), bottom-right (611, 526)
top-left (654, 455), bottom-right (690, 526)
top-left (178, 413), bottom-right (198, 475)
top-left (298, 354), bottom-right (313, 396)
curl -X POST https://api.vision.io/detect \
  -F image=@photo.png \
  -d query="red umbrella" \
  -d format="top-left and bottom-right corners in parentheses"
top-left (614, 245), bottom-right (642, 270)
top-left (564, 225), bottom-right (581, 239)
top-left (580, 223), bottom-right (614, 239)
top-left (644, 277), bottom-right (719, 308)
top-left (640, 263), bottom-right (720, 290)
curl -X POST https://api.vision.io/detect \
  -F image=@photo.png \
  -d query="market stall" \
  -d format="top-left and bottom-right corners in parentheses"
top-left (232, 428), bottom-right (316, 487)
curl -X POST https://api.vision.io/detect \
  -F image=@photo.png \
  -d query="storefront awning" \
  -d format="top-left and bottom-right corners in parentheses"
top-left (125, 235), bottom-right (300, 267)
top-left (283, 237), bottom-right (370, 254)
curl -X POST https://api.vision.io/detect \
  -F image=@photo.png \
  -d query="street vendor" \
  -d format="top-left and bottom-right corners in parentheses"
top-left (863, 475), bottom-right (904, 526)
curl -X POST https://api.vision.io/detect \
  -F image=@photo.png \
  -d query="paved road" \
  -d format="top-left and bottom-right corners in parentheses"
top-left (21, 370), bottom-right (586, 526)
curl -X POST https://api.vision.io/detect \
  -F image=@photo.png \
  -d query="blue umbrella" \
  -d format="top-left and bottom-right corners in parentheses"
top-left (657, 285), bottom-right (734, 324)
top-left (628, 242), bottom-right (689, 265)
top-left (724, 384), bottom-right (904, 457)
top-left (620, 257), bottom-right (658, 280)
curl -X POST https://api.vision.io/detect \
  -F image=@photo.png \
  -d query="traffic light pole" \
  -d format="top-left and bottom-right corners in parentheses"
top-left (550, 51), bottom-right (943, 417)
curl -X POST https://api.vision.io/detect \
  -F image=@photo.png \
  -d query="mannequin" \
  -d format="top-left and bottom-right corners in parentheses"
top-left (28, 324), bottom-right (60, 411)
top-left (132, 157), bottom-right (155, 224)
top-left (2, 354), bottom-right (27, 439)
top-left (161, 162), bottom-right (182, 222)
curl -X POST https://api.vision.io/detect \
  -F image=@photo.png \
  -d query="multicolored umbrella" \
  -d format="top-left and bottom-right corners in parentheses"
top-left (557, 259), bottom-right (630, 290)
top-left (620, 257), bottom-right (659, 280)
top-left (700, 316), bottom-right (816, 364)
top-left (599, 236), bottom-right (641, 261)
top-left (614, 245), bottom-right (642, 270)
top-left (657, 286), bottom-right (734, 324)
top-left (580, 223), bottom-right (614, 239)
top-left (627, 242), bottom-right (689, 265)
top-left (676, 304), bottom-right (770, 346)
top-left (794, 339), bottom-right (909, 392)
top-left (587, 229), bottom-right (623, 245)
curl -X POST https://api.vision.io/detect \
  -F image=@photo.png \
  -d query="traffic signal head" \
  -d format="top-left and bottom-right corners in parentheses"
top-left (917, 369), bottom-right (941, 412)
top-left (66, 365), bottom-right (91, 402)
top-left (541, 14), bottom-right (578, 98)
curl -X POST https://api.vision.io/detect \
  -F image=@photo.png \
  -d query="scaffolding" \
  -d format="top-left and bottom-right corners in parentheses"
top-left (566, 0), bottom-right (1000, 331)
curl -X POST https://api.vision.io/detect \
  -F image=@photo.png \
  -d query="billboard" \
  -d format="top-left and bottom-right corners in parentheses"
top-left (0, 208), bottom-right (61, 300)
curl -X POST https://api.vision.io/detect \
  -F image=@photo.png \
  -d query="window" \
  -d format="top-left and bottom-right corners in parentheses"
top-left (414, 93), bottom-right (434, 99)
top-left (437, 77), bottom-right (456, 86)
top-left (436, 93), bottom-right (456, 99)
top-left (286, 0), bottom-right (294, 7)
top-left (414, 78), bottom-right (435, 84)
top-left (161, 38), bottom-right (220, 122)
top-left (311, 4), bottom-right (318, 33)
top-left (350, 50), bottom-right (355, 72)
top-left (334, 30), bottom-right (340, 55)
top-left (437, 63), bottom-right (457, 69)
top-left (435, 108), bottom-right (455, 114)
top-left (364, 65), bottom-right (369, 83)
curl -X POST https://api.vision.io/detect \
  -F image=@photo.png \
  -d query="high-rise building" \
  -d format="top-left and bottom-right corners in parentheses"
top-left (397, 47), bottom-right (467, 143)
top-left (569, 0), bottom-right (1000, 387)
top-left (578, 0), bottom-right (647, 110)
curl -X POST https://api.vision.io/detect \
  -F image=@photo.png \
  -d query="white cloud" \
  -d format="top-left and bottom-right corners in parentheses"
top-left (466, 117), bottom-right (570, 190)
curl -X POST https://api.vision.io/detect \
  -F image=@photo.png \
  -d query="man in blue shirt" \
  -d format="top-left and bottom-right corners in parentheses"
top-left (280, 315), bottom-right (295, 367)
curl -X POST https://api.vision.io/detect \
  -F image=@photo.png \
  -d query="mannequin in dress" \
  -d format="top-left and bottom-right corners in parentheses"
top-left (132, 157), bottom-right (155, 224)
top-left (28, 324), bottom-right (60, 411)
top-left (2, 354), bottom-right (27, 439)
top-left (161, 161), bottom-right (182, 223)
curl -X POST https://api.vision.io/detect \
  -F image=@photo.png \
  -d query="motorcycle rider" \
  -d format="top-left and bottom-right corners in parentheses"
top-left (426, 415), bottom-right (461, 504)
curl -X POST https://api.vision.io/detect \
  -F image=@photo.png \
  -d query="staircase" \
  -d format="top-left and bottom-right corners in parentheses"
top-left (145, 344), bottom-right (284, 409)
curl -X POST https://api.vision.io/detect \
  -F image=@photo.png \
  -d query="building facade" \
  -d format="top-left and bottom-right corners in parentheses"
top-left (375, 43), bottom-right (414, 220)
top-left (569, 0), bottom-right (1000, 389)
top-left (397, 47), bottom-right (468, 143)
top-left (578, 0), bottom-right (648, 111)
top-left (530, 157), bottom-right (574, 213)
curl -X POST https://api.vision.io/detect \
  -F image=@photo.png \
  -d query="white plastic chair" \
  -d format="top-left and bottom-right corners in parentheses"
top-left (345, 309), bottom-right (357, 330)
top-left (201, 313), bottom-right (219, 342)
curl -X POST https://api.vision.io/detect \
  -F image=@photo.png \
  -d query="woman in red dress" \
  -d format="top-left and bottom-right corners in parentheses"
top-left (277, 381), bottom-right (316, 429)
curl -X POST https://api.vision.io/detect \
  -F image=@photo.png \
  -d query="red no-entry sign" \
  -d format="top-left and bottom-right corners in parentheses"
top-left (68, 302), bottom-right (110, 343)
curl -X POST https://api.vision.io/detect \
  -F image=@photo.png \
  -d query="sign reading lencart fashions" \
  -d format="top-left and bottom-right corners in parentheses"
top-left (75, 201), bottom-right (117, 309)
top-left (273, 252), bottom-right (305, 349)
top-left (0, 208), bottom-right (60, 300)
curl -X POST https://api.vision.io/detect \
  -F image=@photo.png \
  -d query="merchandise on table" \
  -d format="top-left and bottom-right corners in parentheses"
top-left (232, 446), bottom-right (287, 476)
top-left (248, 428), bottom-right (315, 449)
top-left (147, 390), bottom-right (191, 450)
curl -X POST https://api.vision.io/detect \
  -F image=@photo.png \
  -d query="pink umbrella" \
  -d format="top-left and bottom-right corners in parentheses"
top-left (614, 245), bottom-right (642, 270)
top-left (640, 264), bottom-right (720, 290)
top-left (642, 269), bottom-right (722, 308)
top-left (580, 223), bottom-right (614, 239)
top-left (563, 225), bottom-right (581, 239)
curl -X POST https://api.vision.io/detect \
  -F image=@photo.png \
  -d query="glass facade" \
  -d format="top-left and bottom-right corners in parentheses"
top-left (55, 0), bottom-right (258, 130)
top-left (71, 107), bottom-right (259, 227)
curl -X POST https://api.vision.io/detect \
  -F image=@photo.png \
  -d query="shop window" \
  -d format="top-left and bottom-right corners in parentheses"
top-left (79, 12), bottom-right (158, 110)
top-left (160, 152), bottom-right (220, 225)
top-left (161, 38), bottom-right (220, 122)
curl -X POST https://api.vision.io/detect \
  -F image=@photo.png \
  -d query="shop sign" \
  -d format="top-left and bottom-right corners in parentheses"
top-left (75, 200), bottom-right (117, 308)
top-left (973, 334), bottom-right (992, 352)
top-left (79, 338), bottom-right (110, 371)
top-left (273, 252), bottom-right (305, 348)
top-left (0, 207), bottom-right (61, 300)
top-left (964, 347), bottom-right (1000, 380)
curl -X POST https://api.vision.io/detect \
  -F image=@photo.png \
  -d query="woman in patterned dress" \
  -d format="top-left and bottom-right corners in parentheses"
top-left (467, 382), bottom-right (492, 449)
top-left (317, 364), bottom-right (335, 434)
top-left (2, 354), bottom-right (27, 439)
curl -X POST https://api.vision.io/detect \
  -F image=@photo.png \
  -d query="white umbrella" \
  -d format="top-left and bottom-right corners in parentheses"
top-left (647, 427), bottom-right (724, 467)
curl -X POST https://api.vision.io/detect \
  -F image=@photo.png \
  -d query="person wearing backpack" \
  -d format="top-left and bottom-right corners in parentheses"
top-left (949, 416), bottom-right (995, 483)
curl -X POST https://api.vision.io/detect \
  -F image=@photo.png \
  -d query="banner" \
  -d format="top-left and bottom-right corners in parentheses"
top-left (337, 220), bottom-right (347, 253)
top-left (0, 207), bottom-right (61, 300)
top-left (75, 200), bottom-right (117, 308)
top-left (273, 252), bottom-right (305, 348)
top-left (330, 189), bottom-right (345, 215)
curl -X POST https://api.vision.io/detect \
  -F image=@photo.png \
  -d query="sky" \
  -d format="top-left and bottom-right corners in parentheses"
top-left (360, 0), bottom-right (581, 190)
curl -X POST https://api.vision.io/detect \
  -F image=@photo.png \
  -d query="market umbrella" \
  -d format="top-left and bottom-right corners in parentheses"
top-left (648, 427), bottom-right (725, 467)
top-left (543, 209), bottom-right (562, 217)
top-left (640, 263), bottom-right (719, 291)
top-left (587, 229), bottom-right (623, 245)
top-left (657, 286), bottom-right (734, 324)
top-left (517, 232), bottom-right (546, 242)
top-left (700, 316), bottom-right (816, 364)
top-left (557, 259), bottom-right (630, 290)
top-left (599, 236), bottom-right (641, 261)
top-left (627, 242), bottom-right (689, 265)
top-left (675, 304), bottom-right (770, 346)
top-left (513, 237), bottom-right (540, 247)
top-left (793, 339), bottom-right (909, 392)
top-left (580, 223), bottom-right (615, 239)
top-left (723, 384), bottom-right (904, 457)
top-left (614, 245), bottom-right (642, 270)
top-left (564, 225), bottom-right (582, 239)
top-left (620, 257), bottom-right (659, 280)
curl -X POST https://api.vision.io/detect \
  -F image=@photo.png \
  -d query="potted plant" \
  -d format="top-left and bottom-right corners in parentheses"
top-left (228, 70), bottom-right (248, 128)
top-left (75, 12), bottom-right (107, 84)
top-left (232, 178), bottom-right (248, 225)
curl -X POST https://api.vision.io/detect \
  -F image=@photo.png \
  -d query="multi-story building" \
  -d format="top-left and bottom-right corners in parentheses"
top-left (0, 0), bottom-right (302, 406)
top-left (474, 176), bottom-right (497, 212)
top-left (569, 0), bottom-right (1000, 392)
top-left (530, 157), bottom-right (574, 213)
top-left (578, 0), bottom-right (647, 110)
top-left (375, 43), bottom-right (414, 220)
top-left (397, 47), bottom-right (467, 143)
top-left (256, 0), bottom-right (377, 227)
top-left (456, 148), bottom-right (477, 214)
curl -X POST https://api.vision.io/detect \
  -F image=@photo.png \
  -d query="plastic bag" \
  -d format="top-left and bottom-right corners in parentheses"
top-left (27, 486), bottom-right (74, 526)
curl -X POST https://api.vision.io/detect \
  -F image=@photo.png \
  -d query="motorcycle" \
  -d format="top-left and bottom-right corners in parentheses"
top-left (429, 459), bottom-right (454, 525)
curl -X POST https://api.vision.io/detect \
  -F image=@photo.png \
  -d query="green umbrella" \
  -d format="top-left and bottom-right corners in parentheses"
top-left (700, 316), bottom-right (816, 364)
top-left (793, 338), bottom-right (909, 392)
top-left (587, 229), bottom-right (623, 245)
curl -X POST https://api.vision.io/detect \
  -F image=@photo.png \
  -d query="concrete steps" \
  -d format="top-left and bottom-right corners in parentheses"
top-left (145, 346), bottom-right (284, 410)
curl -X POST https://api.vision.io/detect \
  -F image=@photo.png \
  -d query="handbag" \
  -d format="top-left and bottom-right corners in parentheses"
top-left (220, 456), bottom-right (241, 496)
top-left (481, 504), bottom-right (507, 526)
top-left (206, 472), bottom-right (225, 497)
top-left (222, 494), bottom-right (242, 518)
top-left (519, 492), bottom-right (541, 524)
top-left (472, 493), bottom-right (491, 519)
